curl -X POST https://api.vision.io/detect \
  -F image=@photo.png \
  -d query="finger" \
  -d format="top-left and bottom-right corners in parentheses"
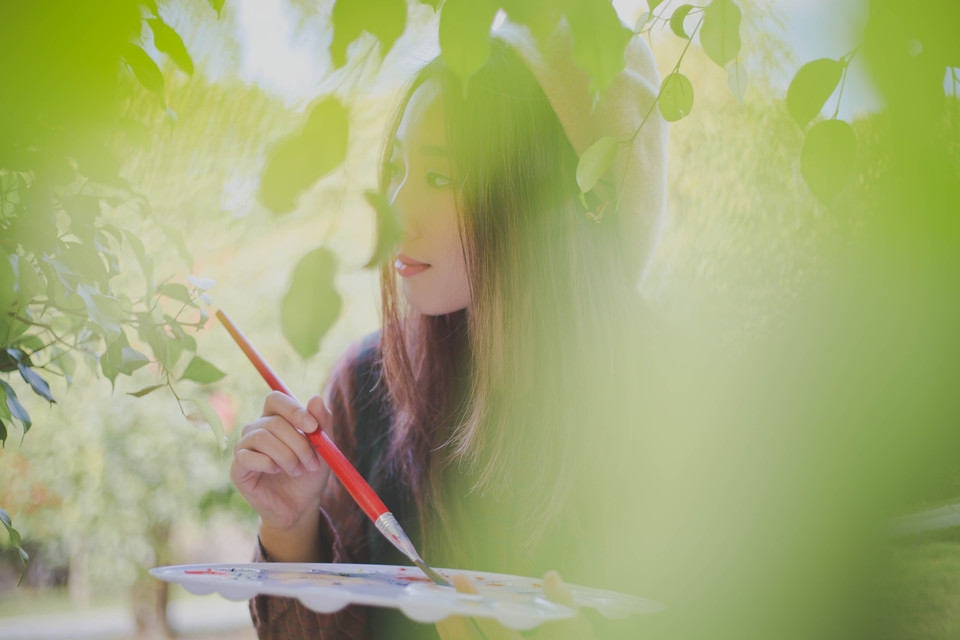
top-left (243, 428), bottom-right (305, 476)
top-left (539, 571), bottom-right (596, 640)
top-left (453, 573), bottom-right (480, 594)
top-left (306, 394), bottom-right (331, 425)
top-left (233, 448), bottom-right (281, 475)
top-left (240, 416), bottom-right (270, 438)
top-left (262, 414), bottom-right (323, 472)
top-left (305, 395), bottom-right (335, 441)
top-left (542, 570), bottom-right (575, 608)
top-left (236, 420), bottom-right (314, 475)
top-left (262, 390), bottom-right (319, 434)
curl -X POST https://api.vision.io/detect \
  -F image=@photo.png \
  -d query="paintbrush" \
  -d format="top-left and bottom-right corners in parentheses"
top-left (216, 309), bottom-right (449, 587)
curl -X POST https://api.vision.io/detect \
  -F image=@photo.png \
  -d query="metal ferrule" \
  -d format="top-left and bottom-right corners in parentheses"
top-left (374, 512), bottom-right (422, 564)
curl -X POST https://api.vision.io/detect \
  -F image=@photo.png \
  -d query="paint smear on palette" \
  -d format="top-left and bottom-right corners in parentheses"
top-left (173, 564), bottom-right (544, 597)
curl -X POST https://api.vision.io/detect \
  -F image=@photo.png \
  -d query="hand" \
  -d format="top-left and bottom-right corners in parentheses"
top-left (436, 570), bottom-right (597, 640)
top-left (230, 391), bottom-right (331, 532)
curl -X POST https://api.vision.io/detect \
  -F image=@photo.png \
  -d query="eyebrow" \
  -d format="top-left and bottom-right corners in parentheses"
top-left (420, 144), bottom-right (450, 158)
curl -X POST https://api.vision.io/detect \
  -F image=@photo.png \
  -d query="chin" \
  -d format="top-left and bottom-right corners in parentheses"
top-left (408, 299), bottom-right (464, 317)
top-left (401, 289), bottom-right (467, 317)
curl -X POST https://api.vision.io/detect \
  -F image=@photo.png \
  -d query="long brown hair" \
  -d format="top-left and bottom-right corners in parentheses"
top-left (377, 40), bottom-right (642, 567)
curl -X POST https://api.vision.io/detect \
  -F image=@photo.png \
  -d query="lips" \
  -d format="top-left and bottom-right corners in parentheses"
top-left (395, 253), bottom-right (430, 277)
top-left (397, 253), bottom-right (429, 267)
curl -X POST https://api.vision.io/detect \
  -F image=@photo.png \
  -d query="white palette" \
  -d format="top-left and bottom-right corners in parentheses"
top-left (149, 563), bottom-right (664, 630)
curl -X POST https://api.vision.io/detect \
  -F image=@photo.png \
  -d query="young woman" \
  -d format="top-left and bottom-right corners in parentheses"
top-left (231, 21), bottom-right (667, 640)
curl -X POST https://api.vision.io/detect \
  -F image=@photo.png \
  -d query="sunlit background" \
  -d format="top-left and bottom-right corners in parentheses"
top-left (1, 0), bottom-right (958, 638)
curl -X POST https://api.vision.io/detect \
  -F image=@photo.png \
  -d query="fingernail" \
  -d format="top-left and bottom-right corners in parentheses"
top-left (305, 456), bottom-right (320, 471)
top-left (303, 415), bottom-right (319, 432)
top-left (291, 465), bottom-right (302, 477)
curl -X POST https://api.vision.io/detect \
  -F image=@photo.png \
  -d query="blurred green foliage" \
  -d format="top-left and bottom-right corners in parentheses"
top-left (0, 0), bottom-right (957, 638)
top-left (0, 1), bottom-right (234, 586)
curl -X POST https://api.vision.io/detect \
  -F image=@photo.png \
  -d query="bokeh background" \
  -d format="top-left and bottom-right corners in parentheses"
top-left (1, 0), bottom-right (958, 638)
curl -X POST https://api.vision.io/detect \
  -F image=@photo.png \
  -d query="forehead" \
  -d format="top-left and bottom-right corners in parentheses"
top-left (394, 79), bottom-right (445, 148)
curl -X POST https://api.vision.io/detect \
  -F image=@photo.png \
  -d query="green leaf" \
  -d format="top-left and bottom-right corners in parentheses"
top-left (59, 243), bottom-right (111, 290)
top-left (14, 336), bottom-right (44, 353)
top-left (186, 398), bottom-right (226, 451)
top-left (786, 58), bottom-right (844, 129)
top-left (567, 1), bottom-right (633, 96)
top-left (330, 0), bottom-right (407, 68)
top-left (576, 137), bottom-right (618, 194)
top-left (76, 284), bottom-right (123, 340)
top-left (179, 356), bottom-right (226, 384)
top-left (148, 17), bottom-right (194, 75)
top-left (5, 347), bottom-right (28, 365)
top-left (727, 59), bottom-right (748, 106)
top-left (670, 5), bottom-right (694, 39)
top-left (419, 0), bottom-right (441, 10)
top-left (633, 11), bottom-right (650, 32)
top-left (127, 383), bottom-right (165, 398)
top-left (101, 333), bottom-right (126, 385)
top-left (65, 194), bottom-right (100, 229)
top-left (648, 0), bottom-right (665, 10)
top-left (438, 0), bottom-right (500, 93)
top-left (52, 350), bottom-right (76, 384)
top-left (121, 43), bottom-right (165, 100)
top-left (0, 417), bottom-right (6, 445)
top-left (500, 0), bottom-right (561, 48)
top-left (159, 283), bottom-right (192, 304)
top-left (158, 333), bottom-right (184, 370)
top-left (282, 248), bottom-right (342, 359)
top-left (17, 364), bottom-right (55, 403)
top-left (658, 72), bottom-right (695, 122)
top-left (0, 379), bottom-right (31, 435)
top-left (363, 190), bottom-right (404, 269)
top-left (121, 229), bottom-right (155, 297)
top-left (207, 0), bottom-right (225, 18)
top-left (120, 347), bottom-right (150, 375)
top-left (801, 119), bottom-right (856, 205)
top-left (17, 546), bottom-right (28, 585)
top-left (180, 333), bottom-right (198, 352)
top-left (259, 97), bottom-right (350, 214)
top-left (0, 385), bottom-right (12, 422)
top-left (700, 0), bottom-right (741, 68)
top-left (13, 254), bottom-right (41, 304)
top-left (0, 505), bottom-right (27, 586)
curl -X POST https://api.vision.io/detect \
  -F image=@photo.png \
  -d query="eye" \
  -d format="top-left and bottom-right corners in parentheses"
top-left (426, 172), bottom-right (451, 188)
top-left (383, 161), bottom-right (403, 180)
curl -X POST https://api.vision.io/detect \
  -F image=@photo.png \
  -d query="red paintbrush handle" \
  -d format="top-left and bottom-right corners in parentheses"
top-left (216, 310), bottom-right (389, 522)
top-left (306, 429), bottom-right (389, 521)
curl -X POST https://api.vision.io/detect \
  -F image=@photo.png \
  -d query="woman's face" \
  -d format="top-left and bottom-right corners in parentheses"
top-left (385, 79), bottom-right (471, 316)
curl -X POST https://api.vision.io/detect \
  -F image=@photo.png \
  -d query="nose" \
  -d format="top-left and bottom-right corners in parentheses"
top-left (388, 170), bottom-right (421, 242)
